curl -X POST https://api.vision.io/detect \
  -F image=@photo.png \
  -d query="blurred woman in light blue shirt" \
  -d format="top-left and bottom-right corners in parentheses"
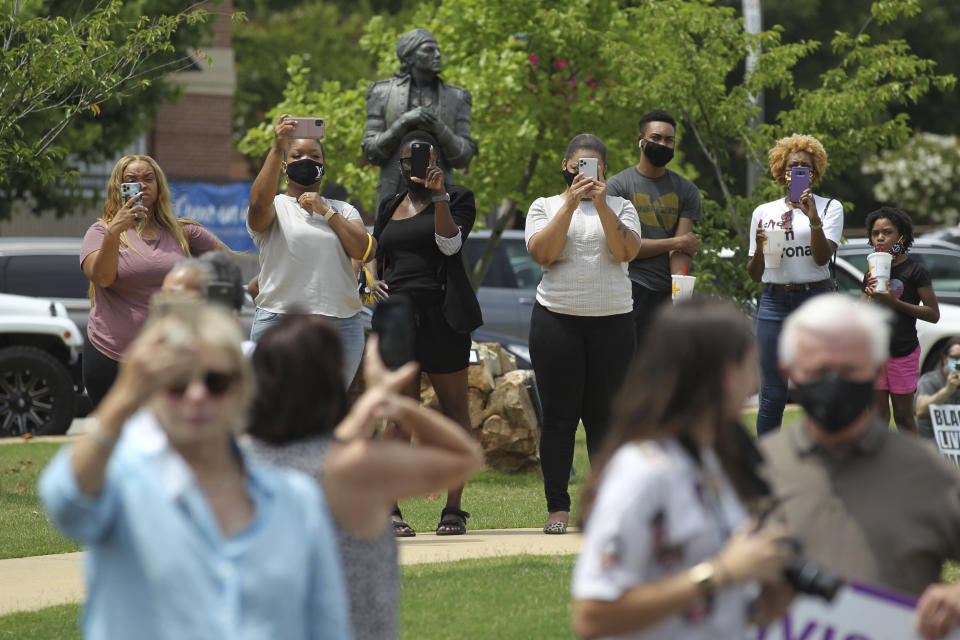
top-left (40, 301), bottom-right (350, 640)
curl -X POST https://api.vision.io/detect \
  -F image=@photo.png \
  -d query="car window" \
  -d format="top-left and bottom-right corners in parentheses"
top-left (838, 247), bottom-right (869, 273)
top-left (921, 252), bottom-right (960, 292)
top-left (2, 255), bottom-right (90, 299)
top-left (501, 238), bottom-right (541, 290)
top-left (835, 266), bottom-right (864, 297)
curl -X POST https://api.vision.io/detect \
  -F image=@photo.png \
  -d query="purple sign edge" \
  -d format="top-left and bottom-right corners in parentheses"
top-left (848, 580), bottom-right (917, 609)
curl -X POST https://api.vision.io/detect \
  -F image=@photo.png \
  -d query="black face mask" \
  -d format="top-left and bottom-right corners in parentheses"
top-left (792, 372), bottom-right (875, 433)
top-left (641, 139), bottom-right (674, 168)
top-left (560, 167), bottom-right (579, 187)
top-left (285, 158), bottom-right (325, 186)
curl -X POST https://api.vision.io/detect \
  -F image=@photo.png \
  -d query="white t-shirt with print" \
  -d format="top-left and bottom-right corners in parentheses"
top-left (525, 195), bottom-right (641, 316)
top-left (747, 195), bottom-right (843, 284)
top-left (572, 439), bottom-right (752, 640)
top-left (249, 194), bottom-right (363, 318)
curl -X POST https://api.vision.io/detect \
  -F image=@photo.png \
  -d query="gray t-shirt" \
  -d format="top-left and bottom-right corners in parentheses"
top-left (607, 166), bottom-right (701, 292)
top-left (916, 368), bottom-right (960, 439)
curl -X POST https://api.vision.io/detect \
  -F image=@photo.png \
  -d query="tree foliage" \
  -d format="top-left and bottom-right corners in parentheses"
top-left (0, 0), bottom-right (218, 218)
top-left (242, 0), bottom-right (953, 306)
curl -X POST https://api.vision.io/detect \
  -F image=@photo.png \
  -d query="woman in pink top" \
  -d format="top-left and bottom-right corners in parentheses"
top-left (81, 155), bottom-right (222, 408)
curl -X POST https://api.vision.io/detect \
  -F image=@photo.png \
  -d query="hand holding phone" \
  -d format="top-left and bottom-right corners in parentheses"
top-left (788, 167), bottom-right (810, 204)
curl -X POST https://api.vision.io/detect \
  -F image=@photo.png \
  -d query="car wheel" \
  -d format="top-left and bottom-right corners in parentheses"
top-left (0, 346), bottom-right (75, 437)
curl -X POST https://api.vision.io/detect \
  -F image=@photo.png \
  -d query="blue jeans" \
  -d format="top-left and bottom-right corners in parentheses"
top-left (251, 308), bottom-right (365, 387)
top-left (755, 285), bottom-right (831, 435)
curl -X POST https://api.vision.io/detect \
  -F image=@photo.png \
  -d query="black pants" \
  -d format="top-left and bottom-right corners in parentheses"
top-left (529, 303), bottom-right (635, 513)
top-left (632, 282), bottom-right (671, 355)
top-left (82, 338), bottom-right (118, 411)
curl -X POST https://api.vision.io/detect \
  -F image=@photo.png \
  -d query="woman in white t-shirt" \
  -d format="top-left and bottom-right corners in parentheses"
top-left (746, 134), bottom-right (843, 435)
top-left (525, 133), bottom-right (642, 535)
top-left (572, 299), bottom-right (792, 640)
top-left (247, 114), bottom-right (375, 385)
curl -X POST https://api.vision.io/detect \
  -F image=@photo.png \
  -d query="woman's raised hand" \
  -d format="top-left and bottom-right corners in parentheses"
top-left (362, 335), bottom-right (418, 394)
top-left (273, 114), bottom-right (295, 150)
top-left (111, 318), bottom-right (198, 409)
top-left (109, 193), bottom-right (147, 236)
top-left (564, 172), bottom-right (595, 202)
top-left (412, 146), bottom-right (445, 195)
top-left (755, 221), bottom-right (767, 251)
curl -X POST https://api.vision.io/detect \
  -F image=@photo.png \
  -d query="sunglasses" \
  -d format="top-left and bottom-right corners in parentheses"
top-left (166, 370), bottom-right (238, 397)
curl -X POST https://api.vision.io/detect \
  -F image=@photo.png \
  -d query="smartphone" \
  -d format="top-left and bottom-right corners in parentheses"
top-left (206, 281), bottom-right (238, 310)
top-left (371, 295), bottom-right (415, 370)
top-left (120, 181), bottom-right (142, 202)
top-left (410, 142), bottom-right (431, 180)
top-left (789, 166), bottom-right (810, 203)
top-left (578, 157), bottom-right (599, 181)
top-left (948, 359), bottom-right (959, 374)
top-left (121, 182), bottom-right (143, 221)
top-left (285, 117), bottom-right (326, 139)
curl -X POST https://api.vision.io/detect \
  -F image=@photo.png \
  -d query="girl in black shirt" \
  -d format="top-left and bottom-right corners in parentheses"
top-left (373, 130), bottom-right (481, 536)
top-left (862, 207), bottom-right (940, 433)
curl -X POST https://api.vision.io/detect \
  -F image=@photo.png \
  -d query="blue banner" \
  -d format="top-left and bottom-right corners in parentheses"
top-left (169, 181), bottom-right (256, 252)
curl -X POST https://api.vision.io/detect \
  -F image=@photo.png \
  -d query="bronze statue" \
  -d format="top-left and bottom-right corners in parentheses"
top-left (362, 29), bottom-right (478, 206)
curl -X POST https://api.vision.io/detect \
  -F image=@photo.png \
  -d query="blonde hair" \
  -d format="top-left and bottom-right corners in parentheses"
top-left (768, 134), bottom-right (829, 187)
top-left (142, 298), bottom-right (254, 428)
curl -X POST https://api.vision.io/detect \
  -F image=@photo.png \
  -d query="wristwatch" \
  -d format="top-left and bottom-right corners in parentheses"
top-left (432, 193), bottom-right (451, 203)
top-left (322, 208), bottom-right (337, 222)
top-left (688, 561), bottom-right (718, 597)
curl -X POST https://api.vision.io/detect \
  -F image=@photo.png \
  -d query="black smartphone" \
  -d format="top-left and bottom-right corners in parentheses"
top-left (371, 295), bottom-right (415, 370)
top-left (205, 281), bottom-right (237, 310)
top-left (411, 142), bottom-right (430, 180)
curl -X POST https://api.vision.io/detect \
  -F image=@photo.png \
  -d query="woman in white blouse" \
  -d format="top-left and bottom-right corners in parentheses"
top-left (247, 114), bottom-right (375, 385)
top-left (572, 299), bottom-right (791, 639)
top-left (525, 133), bottom-right (642, 535)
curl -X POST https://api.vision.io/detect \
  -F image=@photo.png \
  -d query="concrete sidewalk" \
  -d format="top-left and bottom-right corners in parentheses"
top-left (0, 528), bottom-right (581, 615)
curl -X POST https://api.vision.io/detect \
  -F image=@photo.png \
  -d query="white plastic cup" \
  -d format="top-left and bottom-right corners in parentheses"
top-left (867, 252), bottom-right (893, 292)
top-left (763, 228), bottom-right (787, 269)
top-left (671, 275), bottom-right (696, 303)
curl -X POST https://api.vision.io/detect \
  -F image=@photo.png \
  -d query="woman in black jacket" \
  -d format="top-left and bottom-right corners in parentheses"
top-left (373, 130), bottom-right (482, 536)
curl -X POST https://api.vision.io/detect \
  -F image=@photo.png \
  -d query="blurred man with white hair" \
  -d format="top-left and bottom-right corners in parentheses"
top-left (761, 294), bottom-right (960, 639)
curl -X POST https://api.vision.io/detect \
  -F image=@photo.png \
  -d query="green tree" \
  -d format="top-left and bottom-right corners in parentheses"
top-left (0, 0), bottom-right (221, 218)
top-left (231, 1), bottom-right (416, 154)
top-left (242, 0), bottom-right (953, 307)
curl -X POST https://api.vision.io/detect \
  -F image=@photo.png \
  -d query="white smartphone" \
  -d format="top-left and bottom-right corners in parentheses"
top-left (578, 157), bottom-right (599, 180)
top-left (285, 117), bottom-right (325, 139)
top-left (120, 181), bottom-right (141, 202)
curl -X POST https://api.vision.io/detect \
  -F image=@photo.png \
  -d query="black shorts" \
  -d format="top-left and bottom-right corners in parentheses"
top-left (410, 292), bottom-right (471, 374)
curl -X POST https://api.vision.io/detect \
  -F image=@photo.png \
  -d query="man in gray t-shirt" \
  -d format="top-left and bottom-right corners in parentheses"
top-left (606, 109), bottom-right (701, 350)
top-left (916, 337), bottom-right (960, 438)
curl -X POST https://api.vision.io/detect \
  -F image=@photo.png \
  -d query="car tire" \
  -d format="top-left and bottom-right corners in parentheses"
top-left (0, 346), bottom-right (75, 437)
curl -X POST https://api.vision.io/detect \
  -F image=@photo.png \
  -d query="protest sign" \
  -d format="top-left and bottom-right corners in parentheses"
top-left (754, 582), bottom-right (960, 640)
top-left (931, 404), bottom-right (960, 469)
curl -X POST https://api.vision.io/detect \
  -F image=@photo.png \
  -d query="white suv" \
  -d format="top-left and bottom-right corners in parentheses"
top-left (0, 293), bottom-right (84, 436)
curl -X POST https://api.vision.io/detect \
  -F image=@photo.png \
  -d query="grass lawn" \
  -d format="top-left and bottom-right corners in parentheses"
top-left (0, 442), bottom-right (80, 560)
top-left (0, 554), bottom-right (579, 640)
top-left (0, 407), bottom-right (799, 559)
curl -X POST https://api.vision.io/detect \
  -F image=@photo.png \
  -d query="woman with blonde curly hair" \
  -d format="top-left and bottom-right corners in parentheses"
top-left (81, 155), bottom-right (224, 408)
top-left (745, 134), bottom-right (844, 434)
